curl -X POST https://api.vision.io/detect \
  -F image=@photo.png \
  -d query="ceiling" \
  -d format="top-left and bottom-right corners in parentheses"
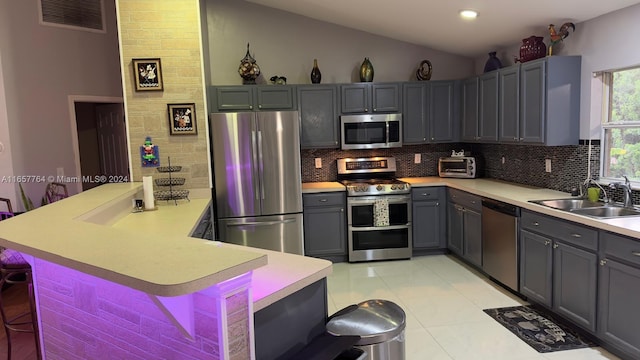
top-left (245, 0), bottom-right (640, 58)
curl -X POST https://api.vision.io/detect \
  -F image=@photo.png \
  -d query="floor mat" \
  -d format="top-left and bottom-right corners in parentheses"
top-left (483, 305), bottom-right (596, 353)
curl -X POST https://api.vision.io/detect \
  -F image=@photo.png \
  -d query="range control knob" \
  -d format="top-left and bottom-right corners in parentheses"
top-left (390, 185), bottom-right (396, 190)
top-left (376, 185), bottom-right (383, 191)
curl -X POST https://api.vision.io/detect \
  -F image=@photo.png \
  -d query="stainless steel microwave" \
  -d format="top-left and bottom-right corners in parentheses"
top-left (438, 156), bottom-right (478, 178)
top-left (340, 114), bottom-right (402, 150)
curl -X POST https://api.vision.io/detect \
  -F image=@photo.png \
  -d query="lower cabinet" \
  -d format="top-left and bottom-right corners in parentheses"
top-left (411, 187), bottom-right (446, 253)
top-left (302, 192), bottom-right (347, 262)
top-left (447, 189), bottom-right (482, 267)
top-left (520, 210), bottom-right (598, 332)
top-left (598, 231), bottom-right (640, 359)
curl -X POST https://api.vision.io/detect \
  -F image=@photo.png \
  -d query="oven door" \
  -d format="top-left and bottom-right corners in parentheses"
top-left (347, 195), bottom-right (412, 262)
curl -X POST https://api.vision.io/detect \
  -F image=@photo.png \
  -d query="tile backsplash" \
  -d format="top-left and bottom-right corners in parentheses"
top-left (301, 140), bottom-right (638, 204)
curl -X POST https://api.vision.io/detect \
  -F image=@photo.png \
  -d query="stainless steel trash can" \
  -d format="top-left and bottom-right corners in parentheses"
top-left (326, 299), bottom-right (406, 360)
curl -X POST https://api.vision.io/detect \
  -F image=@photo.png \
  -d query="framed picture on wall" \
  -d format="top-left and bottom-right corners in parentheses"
top-left (168, 103), bottom-right (197, 135)
top-left (132, 58), bottom-right (163, 91)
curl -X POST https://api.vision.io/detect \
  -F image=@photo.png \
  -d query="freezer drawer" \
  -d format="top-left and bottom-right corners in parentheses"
top-left (218, 213), bottom-right (304, 255)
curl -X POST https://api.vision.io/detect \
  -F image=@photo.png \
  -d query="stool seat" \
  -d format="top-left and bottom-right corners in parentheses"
top-left (0, 250), bottom-right (29, 270)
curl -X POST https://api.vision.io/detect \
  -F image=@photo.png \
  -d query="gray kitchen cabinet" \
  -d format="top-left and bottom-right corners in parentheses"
top-left (478, 72), bottom-right (499, 142)
top-left (461, 77), bottom-right (479, 142)
top-left (498, 65), bottom-right (520, 142)
top-left (340, 82), bottom-right (400, 114)
top-left (302, 192), bottom-right (347, 262)
top-left (411, 187), bottom-right (446, 253)
top-left (402, 83), bottom-right (429, 144)
top-left (447, 189), bottom-right (482, 267)
top-left (297, 85), bottom-right (340, 149)
top-left (520, 210), bottom-right (598, 332)
top-left (211, 85), bottom-right (296, 111)
top-left (429, 80), bottom-right (459, 142)
top-left (403, 81), bottom-right (457, 144)
top-left (598, 231), bottom-right (640, 359)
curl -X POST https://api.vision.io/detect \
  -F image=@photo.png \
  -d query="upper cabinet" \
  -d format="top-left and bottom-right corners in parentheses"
top-left (478, 72), bottom-right (499, 142)
top-left (211, 85), bottom-right (297, 112)
top-left (404, 80), bottom-right (458, 144)
top-left (498, 65), bottom-right (521, 143)
top-left (297, 85), bottom-right (340, 149)
top-left (461, 77), bottom-right (479, 142)
top-left (341, 83), bottom-right (401, 114)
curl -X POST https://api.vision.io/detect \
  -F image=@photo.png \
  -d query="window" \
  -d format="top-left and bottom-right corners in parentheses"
top-left (601, 66), bottom-right (640, 184)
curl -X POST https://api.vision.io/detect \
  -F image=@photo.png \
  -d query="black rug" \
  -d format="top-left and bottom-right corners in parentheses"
top-left (483, 305), bottom-right (596, 353)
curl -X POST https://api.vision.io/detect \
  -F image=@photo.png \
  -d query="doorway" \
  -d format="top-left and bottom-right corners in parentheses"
top-left (70, 96), bottom-right (128, 192)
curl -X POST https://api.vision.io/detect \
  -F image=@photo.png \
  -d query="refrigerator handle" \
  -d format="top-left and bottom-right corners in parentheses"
top-left (257, 130), bottom-right (265, 199)
top-left (251, 130), bottom-right (260, 201)
top-left (225, 219), bottom-right (296, 227)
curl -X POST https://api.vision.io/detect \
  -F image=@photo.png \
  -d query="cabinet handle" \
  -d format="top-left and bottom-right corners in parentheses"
top-left (553, 244), bottom-right (559, 249)
top-left (373, 108), bottom-right (377, 112)
top-left (319, 198), bottom-right (328, 202)
top-left (519, 138), bottom-right (524, 141)
top-left (249, 105), bottom-right (254, 110)
top-left (532, 222), bottom-right (540, 226)
top-left (600, 259), bottom-right (607, 266)
top-left (364, 108), bottom-right (369, 112)
top-left (421, 193), bottom-right (430, 197)
top-left (571, 233), bottom-right (582, 238)
top-left (544, 240), bottom-right (550, 246)
top-left (514, 137), bottom-right (518, 141)
top-left (632, 251), bottom-right (640, 257)
top-left (335, 141), bottom-right (338, 145)
top-left (423, 137), bottom-right (426, 141)
top-left (436, 202), bottom-right (440, 206)
top-left (340, 208), bottom-right (344, 212)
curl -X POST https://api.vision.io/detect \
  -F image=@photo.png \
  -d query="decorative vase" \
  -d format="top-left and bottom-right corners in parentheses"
top-left (238, 43), bottom-right (260, 85)
top-left (518, 36), bottom-right (546, 63)
top-left (416, 60), bottom-right (432, 81)
top-left (359, 57), bottom-right (374, 82)
top-left (483, 52), bottom-right (502, 73)
top-left (310, 59), bottom-right (322, 84)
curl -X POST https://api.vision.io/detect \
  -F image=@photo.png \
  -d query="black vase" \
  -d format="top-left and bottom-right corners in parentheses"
top-left (310, 59), bottom-right (321, 84)
top-left (483, 52), bottom-right (502, 73)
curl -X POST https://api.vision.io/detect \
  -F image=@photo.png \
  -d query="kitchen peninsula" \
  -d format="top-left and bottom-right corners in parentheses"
top-left (0, 183), bottom-right (332, 359)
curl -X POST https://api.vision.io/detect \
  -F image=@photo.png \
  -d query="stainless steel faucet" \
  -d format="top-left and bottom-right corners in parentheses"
top-left (609, 175), bottom-right (634, 208)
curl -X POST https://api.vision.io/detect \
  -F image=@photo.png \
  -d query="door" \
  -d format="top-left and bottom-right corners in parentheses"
top-left (499, 66), bottom-right (520, 142)
top-left (218, 213), bottom-right (304, 255)
top-left (96, 104), bottom-right (128, 180)
top-left (520, 230), bottom-right (553, 306)
top-left (402, 83), bottom-right (428, 144)
top-left (256, 111), bottom-right (302, 216)
top-left (211, 112), bottom-right (260, 218)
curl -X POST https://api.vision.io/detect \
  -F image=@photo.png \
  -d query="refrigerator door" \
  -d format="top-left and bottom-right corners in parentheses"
top-left (256, 111), bottom-right (303, 215)
top-left (211, 112), bottom-right (261, 218)
top-left (218, 213), bottom-right (304, 255)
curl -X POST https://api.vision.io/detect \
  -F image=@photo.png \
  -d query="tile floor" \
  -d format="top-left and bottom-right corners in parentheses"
top-left (326, 254), bottom-right (621, 360)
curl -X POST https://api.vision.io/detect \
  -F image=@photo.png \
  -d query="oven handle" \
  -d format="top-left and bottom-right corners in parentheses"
top-left (349, 224), bottom-right (411, 231)
top-left (347, 195), bottom-right (411, 205)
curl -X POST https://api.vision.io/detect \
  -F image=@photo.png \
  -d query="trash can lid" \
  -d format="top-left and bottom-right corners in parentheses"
top-left (326, 299), bottom-right (406, 345)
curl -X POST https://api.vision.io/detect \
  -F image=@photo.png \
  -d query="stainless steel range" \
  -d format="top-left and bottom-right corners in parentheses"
top-left (337, 157), bottom-right (412, 262)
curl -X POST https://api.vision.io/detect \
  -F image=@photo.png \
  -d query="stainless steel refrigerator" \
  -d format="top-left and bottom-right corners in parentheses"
top-left (209, 111), bottom-right (304, 255)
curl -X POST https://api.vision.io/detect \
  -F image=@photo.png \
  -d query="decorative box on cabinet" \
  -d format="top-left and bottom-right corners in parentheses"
top-left (520, 210), bottom-right (598, 332)
top-left (297, 85), bottom-right (340, 149)
top-left (341, 83), bottom-right (401, 114)
top-left (447, 189), bottom-right (482, 267)
top-left (411, 187), bottom-right (446, 255)
top-left (211, 85), bottom-right (296, 112)
top-left (302, 192), bottom-right (347, 262)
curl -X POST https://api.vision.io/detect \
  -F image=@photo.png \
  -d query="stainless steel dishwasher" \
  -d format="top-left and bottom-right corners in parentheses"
top-left (481, 199), bottom-right (520, 292)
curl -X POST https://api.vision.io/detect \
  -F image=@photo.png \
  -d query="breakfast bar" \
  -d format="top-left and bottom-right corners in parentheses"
top-left (0, 183), bottom-right (332, 359)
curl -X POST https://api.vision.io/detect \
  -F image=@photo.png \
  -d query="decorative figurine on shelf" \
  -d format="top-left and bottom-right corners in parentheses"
top-left (416, 60), bottom-right (432, 80)
top-left (269, 75), bottom-right (287, 85)
top-left (140, 137), bottom-right (159, 167)
top-left (238, 43), bottom-right (261, 84)
top-left (310, 59), bottom-right (322, 84)
top-left (359, 57), bottom-right (374, 82)
top-left (483, 52), bottom-right (502, 73)
top-left (548, 22), bottom-right (575, 56)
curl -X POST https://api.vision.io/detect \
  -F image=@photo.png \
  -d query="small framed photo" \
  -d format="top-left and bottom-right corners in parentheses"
top-left (168, 103), bottom-right (197, 135)
top-left (132, 58), bottom-right (163, 91)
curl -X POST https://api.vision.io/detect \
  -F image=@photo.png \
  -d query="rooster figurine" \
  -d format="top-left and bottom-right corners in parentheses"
top-left (548, 22), bottom-right (575, 56)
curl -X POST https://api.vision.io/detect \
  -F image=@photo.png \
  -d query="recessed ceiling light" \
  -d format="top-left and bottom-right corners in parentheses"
top-left (460, 9), bottom-right (478, 19)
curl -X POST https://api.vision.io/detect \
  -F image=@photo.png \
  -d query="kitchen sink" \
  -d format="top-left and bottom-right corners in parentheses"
top-left (529, 198), bottom-right (606, 211)
top-left (570, 206), bottom-right (640, 218)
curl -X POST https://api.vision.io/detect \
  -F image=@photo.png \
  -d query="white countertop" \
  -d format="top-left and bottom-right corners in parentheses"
top-left (302, 182), bottom-right (345, 193)
top-left (401, 177), bottom-right (640, 239)
top-left (0, 183), bottom-right (332, 306)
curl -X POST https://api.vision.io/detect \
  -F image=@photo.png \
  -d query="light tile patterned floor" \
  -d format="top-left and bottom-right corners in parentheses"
top-left (326, 254), bottom-right (621, 360)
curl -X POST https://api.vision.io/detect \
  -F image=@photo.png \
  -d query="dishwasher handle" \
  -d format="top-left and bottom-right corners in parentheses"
top-left (481, 199), bottom-right (520, 217)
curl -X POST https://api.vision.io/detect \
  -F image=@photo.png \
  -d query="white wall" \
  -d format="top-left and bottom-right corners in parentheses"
top-left (205, 0), bottom-right (474, 85)
top-left (0, 0), bottom-right (123, 208)
top-left (474, 3), bottom-right (640, 139)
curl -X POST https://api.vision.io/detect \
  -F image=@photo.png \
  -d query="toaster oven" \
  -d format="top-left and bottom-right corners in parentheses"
top-left (438, 156), bottom-right (477, 178)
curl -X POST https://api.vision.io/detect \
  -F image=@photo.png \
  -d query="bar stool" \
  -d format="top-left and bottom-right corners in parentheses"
top-left (44, 182), bottom-right (68, 204)
top-left (0, 198), bottom-right (13, 221)
top-left (0, 249), bottom-right (42, 359)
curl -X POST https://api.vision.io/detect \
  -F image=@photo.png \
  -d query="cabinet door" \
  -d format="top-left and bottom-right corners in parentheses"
top-left (463, 208), bottom-right (482, 267)
top-left (215, 87), bottom-right (255, 111)
top-left (341, 84), bottom-right (370, 113)
top-left (520, 60), bottom-right (546, 144)
top-left (461, 77), bottom-right (479, 142)
top-left (429, 80), bottom-right (457, 142)
top-left (298, 85), bottom-right (339, 148)
top-left (553, 241), bottom-right (597, 332)
top-left (499, 66), bottom-right (520, 143)
top-left (520, 230), bottom-right (553, 307)
top-left (598, 258), bottom-right (640, 359)
top-left (447, 202), bottom-right (464, 256)
top-left (257, 86), bottom-right (296, 110)
top-left (478, 72), bottom-right (498, 141)
top-left (303, 196), bottom-right (346, 257)
top-left (372, 83), bottom-right (401, 113)
top-left (412, 200), bottom-right (444, 249)
top-left (402, 83), bottom-right (428, 144)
